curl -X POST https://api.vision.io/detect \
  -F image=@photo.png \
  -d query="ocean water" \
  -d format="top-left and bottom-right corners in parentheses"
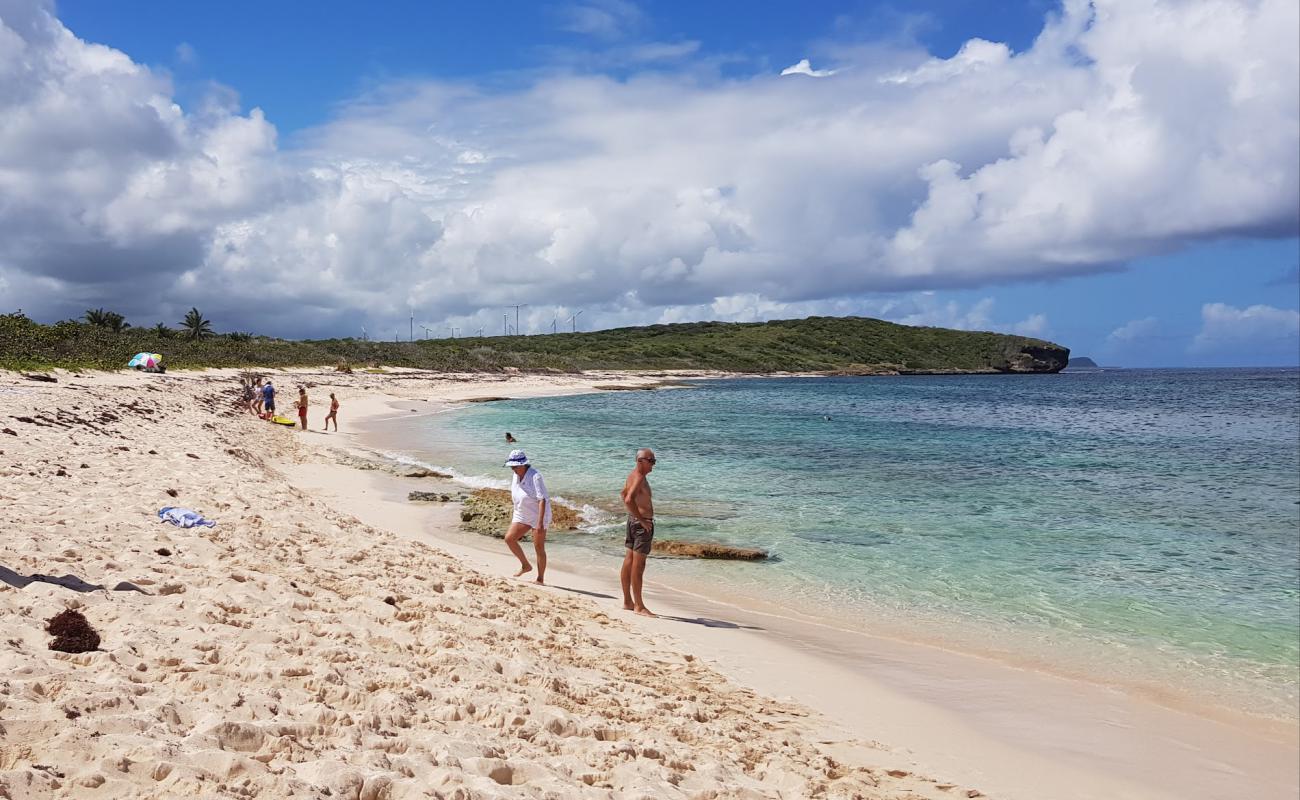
top-left (369, 369), bottom-right (1300, 717)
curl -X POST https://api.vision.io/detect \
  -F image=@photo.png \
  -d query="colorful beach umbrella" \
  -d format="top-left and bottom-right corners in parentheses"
top-left (127, 352), bottom-right (163, 369)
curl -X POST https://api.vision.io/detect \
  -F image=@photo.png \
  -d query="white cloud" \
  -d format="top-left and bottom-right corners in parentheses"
top-left (881, 38), bottom-right (1007, 85)
top-left (174, 41), bottom-right (196, 65)
top-left (780, 58), bottom-right (838, 78)
top-left (0, 0), bottom-right (1296, 339)
top-left (626, 40), bottom-right (701, 63)
top-left (1107, 316), bottom-right (1159, 343)
top-left (557, 0), bottom-right (644, 40)
top-left (895, 296), bottom-right (995, 330)
top-left (1192, 303), bottom-right (1300, 351)
top-left (1012, 313), bottom-right (1048, 337)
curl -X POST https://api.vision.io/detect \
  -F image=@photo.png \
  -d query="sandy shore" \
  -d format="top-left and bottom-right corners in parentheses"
top-left (2, 367), bottom-right (1296, 800)
top-left (1, 367), bottom-right (977, 800)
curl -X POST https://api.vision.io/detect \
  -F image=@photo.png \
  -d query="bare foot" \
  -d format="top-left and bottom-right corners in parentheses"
top-left (534, 577), bottom-right (545, 585)
top-left (635, 607), bottom-right (657, 618)
top-left (513, 563), bottom-right (532, 578)
top-left (623, 602), bottom-right (636, 611)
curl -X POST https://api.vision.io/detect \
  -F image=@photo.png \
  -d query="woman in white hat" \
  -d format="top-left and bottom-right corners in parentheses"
top-left (503, 449), bottom-right (552, 584)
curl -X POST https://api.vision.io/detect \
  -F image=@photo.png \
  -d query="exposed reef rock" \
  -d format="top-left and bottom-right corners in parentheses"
top-left (409, 491), bottom-right (457, 503)
top-left (651, 540), bottom-right (768, 560)
top-left (457, 490), bottom-right (768, 560)
top-left (459, 489), bottom-right (583, 537)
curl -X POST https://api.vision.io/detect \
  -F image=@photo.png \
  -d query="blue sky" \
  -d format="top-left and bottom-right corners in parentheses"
top-left (3, 0), bottom-right (1298, 365)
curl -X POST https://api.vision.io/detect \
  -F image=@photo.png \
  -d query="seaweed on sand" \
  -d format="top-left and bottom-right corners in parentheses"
top-left (45, 609), bottom-right (101, 653)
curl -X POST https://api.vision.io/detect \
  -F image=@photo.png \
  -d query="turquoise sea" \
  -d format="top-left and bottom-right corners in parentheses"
top-left (367, 369), bottom-right (1300, 718)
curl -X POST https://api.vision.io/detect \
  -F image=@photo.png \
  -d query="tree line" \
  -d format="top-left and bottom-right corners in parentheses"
top-left (81, 307), bottom-right (252, 341)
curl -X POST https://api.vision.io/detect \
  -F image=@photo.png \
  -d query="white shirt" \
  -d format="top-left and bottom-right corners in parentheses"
top-left (510, 467), bottom-right (552, 528)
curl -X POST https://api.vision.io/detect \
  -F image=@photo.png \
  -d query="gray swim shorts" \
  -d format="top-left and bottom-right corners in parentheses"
top-left (625, 517), bottom-right (654, 555)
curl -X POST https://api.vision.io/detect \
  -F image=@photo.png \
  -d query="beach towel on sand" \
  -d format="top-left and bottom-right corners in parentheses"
top-left (158, 507), bottom-right (216, 528)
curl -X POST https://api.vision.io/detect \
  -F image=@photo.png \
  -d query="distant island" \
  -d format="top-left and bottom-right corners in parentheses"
top-left (0, 311), bottom-right (1069, 375)
top-left (1064, 356), bottom-right (1100, 370)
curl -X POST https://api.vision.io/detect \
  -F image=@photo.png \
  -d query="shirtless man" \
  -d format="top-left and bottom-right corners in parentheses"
top-left (323, 393), bottom-right (339, 431)
top-left (620, 448), bottom-right (657, 617)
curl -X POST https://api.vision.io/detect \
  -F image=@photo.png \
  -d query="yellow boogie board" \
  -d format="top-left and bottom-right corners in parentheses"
top-left (271, 415), bottom-right (298, 426)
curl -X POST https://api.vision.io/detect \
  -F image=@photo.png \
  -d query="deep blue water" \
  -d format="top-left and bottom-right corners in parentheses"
top-left (374, 369), bottom-right (1300, 716)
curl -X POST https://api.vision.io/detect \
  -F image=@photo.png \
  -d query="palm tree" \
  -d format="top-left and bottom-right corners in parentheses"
top-left (104, 312), bottom-right (130, 333)
top-left (85, 308), bottom-right (130, 332)
top-left (180, 307), bottom-right (213, 340)
top-left (152, 322), bottom-right (172, 338)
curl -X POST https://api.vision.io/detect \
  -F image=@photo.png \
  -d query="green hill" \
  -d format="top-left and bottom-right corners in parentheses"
top-left (0, 312), bottom-right (1068, 374)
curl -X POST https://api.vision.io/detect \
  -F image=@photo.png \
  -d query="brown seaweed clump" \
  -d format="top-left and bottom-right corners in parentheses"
top-left (45, 609), bottom-right (101, 653)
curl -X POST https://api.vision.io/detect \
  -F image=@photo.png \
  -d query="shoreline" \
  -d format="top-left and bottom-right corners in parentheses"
top-left (2, 366), bottom-right (987, 800)
top-left (340, 371), bottom-right (1299, 800)
top-left (353, 379), bottom-right (1298, 728)
top-left (2, 366), bottom-right (1295, 800)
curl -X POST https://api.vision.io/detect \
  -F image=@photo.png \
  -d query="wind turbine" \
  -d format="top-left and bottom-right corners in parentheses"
top-left (507, 304), bottom-right (529, 336)
top-left (567, 310), bottom-right (584, 332)
top-left (419, 325), bottom-right (432, 340)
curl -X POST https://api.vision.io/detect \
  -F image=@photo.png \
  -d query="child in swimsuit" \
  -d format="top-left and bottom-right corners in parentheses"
top-left (297, 388), bottom-right (308, 430)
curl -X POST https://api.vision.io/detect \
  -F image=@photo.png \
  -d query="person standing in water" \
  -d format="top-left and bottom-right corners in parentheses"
top-left (324, 392), bottom-right (339, 431)
top-left (503, 450), bottom-right (551, 584)
top-left (620, 448), bottom-right (657, 617)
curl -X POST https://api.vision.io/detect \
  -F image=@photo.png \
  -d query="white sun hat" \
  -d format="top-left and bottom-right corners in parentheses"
top-left (504, 449), bottom-right (529, 467)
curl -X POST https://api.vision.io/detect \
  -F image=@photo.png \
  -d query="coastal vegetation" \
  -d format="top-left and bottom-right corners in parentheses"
top-left (0, 310), bottom-right (1068, 373)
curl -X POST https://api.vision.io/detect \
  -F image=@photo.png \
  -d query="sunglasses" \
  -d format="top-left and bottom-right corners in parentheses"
top-left (638, 457), bottom-right (657, 463)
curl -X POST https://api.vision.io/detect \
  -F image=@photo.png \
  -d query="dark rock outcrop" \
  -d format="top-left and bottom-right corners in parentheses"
top-left (996, 344), bottom-right (1069, 374)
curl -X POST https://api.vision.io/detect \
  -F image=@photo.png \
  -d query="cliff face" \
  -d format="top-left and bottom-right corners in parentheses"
top-left (997, 344), bottom-right (1070, 373)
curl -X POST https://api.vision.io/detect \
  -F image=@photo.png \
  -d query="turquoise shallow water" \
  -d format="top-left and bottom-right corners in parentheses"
top-left (372, 369), bottom-right (1300, 717)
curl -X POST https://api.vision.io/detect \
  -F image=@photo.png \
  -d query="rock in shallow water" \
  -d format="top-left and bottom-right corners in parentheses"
top-left (652, 540), bottom-right (768, 560)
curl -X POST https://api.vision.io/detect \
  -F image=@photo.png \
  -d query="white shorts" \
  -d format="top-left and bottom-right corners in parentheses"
top-left (511, 508), bottom-right (552, 529)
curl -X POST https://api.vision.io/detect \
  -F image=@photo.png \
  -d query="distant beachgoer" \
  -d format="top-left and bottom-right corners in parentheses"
top-left (505, 432), bottom-right (517, 443)
top-left (620, 448), bottom-right (657, 617)
top-left (262, 380), bottom-right (275, 419)
top-left (503, 449), bottom-right (551, 584)
top-left (324, 393), bottom-right (339, 431)
top-left (241, 378), bottom-right (256, 415)
top-left (252, 378), bottom-right (264, 416)
top-left (296, 387), bottom-right (309, 430)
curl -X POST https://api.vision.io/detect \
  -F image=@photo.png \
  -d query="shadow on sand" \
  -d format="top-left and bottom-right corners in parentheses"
top-left (0, 565), bottom-right (150, 594)
top-left (552, 585), bottom-right (618, 600)
top-left (656, 614), bottom-right (764, 630)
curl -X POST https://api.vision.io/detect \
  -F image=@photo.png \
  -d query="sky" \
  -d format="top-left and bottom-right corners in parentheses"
top-left (1, 0), bottom-right (1297, 366)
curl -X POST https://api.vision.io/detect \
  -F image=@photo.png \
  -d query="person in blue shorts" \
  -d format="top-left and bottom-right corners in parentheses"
top-left (261, 379), bottom-right (275, 419)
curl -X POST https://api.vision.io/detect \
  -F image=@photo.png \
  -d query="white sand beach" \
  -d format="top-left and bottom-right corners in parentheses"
top-left (1, 367), bottom-right (1296, 800)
